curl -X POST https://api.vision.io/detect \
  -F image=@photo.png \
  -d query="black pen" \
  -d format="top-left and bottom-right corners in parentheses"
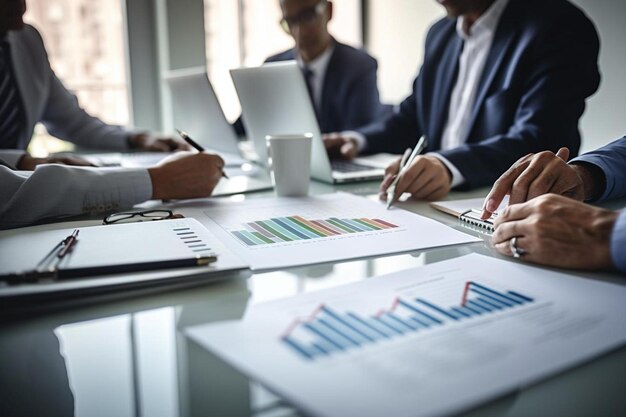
top-left (58, 229), bottom-right (79, 259)
top-left (176, 128), bottom-right (228, 179)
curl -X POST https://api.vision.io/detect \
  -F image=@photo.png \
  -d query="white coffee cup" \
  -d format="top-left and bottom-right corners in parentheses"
top-left (265, 133), bottom-right (312, 197)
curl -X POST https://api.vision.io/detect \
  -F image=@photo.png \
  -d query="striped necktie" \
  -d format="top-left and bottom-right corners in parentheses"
top-left (0, 41), bottom-right (25, 149)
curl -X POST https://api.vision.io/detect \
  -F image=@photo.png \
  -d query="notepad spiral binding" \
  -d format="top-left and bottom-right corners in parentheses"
top-left (459, 209), bottom-right (495, 233)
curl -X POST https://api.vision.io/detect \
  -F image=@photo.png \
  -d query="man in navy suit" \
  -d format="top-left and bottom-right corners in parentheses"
top-left (234, 0), bottom-right (386, 146)
top-left (329, 0), bottom-right (600, 200)
top-left (481, 137), bottom-right (626, 273)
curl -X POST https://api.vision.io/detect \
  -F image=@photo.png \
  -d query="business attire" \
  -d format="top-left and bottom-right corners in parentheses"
top-left (359, 0), bottom-right (600, 189)
top-left (571, 136), bottom-right (626, 272)
top-left (0, 24), bottom-right (134, 168)
top-left (234, 39), bottom-right (386, 136)
top-left (0, 164), bottom-right (151, 230)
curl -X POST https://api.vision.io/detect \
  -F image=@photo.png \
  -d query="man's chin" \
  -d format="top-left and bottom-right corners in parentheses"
top-left (437, 0), bottom-right (465, 17)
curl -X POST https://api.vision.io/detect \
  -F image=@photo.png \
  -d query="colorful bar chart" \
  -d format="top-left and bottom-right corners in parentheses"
top-left (229, 215), bottom-right (399, 246)
top-left (281, 282), bottom-right (534, 360)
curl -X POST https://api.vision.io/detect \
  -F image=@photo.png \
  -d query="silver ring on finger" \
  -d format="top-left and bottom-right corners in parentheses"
top-left (509, 236), bottom-right (526, 258)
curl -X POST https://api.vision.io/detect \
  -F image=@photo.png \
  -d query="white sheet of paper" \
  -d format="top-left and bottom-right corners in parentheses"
top-left (187, 192), bottom-right (479, 270)
top-left (0, 218), bottom-right (248, 298)
top-left (186, 254), bottom-right (626, 417)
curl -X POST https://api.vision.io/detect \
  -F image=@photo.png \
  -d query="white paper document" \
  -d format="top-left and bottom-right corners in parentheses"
top-left (0, 218), bottom-right (248, 299)
top-left (191, 192), bottom-right (479, 270)
top-left (186, 254), bottom-right (626, 417)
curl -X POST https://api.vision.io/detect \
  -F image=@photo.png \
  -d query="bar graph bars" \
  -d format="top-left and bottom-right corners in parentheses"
top-left (229, 215), bottom-right (399, 246)
top-left (281, 282), bottom-right (534, 360)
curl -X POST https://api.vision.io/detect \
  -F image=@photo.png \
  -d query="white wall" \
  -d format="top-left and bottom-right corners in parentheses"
top-left (367, 1), bottom-right (444, 104)
top-left (570, 0), bottom-right (626, 151)
top-left (367, 0), bottom-right (626, 152)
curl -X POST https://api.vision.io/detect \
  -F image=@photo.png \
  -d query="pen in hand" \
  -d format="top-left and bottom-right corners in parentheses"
top-left (175, 128), bottom-right (229, 179)
top-left (386, 136), bottom-right (427, 210)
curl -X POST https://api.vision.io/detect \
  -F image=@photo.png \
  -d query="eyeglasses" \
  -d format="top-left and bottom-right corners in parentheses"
top-left (280, 0), bottom-right (327, 33)
top-left (103, 209), bottom-right (176, 225)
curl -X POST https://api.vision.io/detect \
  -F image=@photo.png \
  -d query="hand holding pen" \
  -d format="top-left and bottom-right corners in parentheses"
top-left (175, 128), bottom-right (229, 179)
top-left (382, 136), bottom-right (427, 209)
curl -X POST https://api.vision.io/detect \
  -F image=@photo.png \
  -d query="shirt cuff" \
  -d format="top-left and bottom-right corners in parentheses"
top-left (0, 150), bottom-right (27, 169)
top-left (427, 153), bottom-right (466, 188)
top-left (610, 210), bottom-right (626, 273)
top-left (341, 131), bottom-right (367, 153)
top-left (569, 155), bottom-right (610, 201)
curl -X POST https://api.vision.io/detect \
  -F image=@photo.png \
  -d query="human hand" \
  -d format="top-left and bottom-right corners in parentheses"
top-left (379, 155), bottom-right (451, 202)
top-left (481, 148), bottom-right (602, 219)
top-left (492, 194), bottom-right (618, 270)
top-left (147, 152), bottom-right (225, 200)
top-left (17, 153), bottom-right (96, 170)
top-left (322, 133), bottom-right (359, 160)
top-left (129, 133), bottom-right (192, 152)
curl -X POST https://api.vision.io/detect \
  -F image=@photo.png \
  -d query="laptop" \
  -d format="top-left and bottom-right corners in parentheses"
top-left (230, 61), bottom-right (386, 183)
top-left (85, 67), bottom-right (246, 168)
top-left (83, 68), bottom-right (272, 196)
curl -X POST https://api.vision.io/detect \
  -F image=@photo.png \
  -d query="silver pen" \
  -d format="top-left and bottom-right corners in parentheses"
top-left (386, 136), bottom-right (427, 209)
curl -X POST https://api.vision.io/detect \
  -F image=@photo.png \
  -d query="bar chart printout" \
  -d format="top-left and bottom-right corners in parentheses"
top-left (230, 215), bottom-right (399, 246)
top-left (198, 193), bottom-right (481, 270)
top-left (186, 254), bottom-right (626, 417)
top-left (281, 281), bottom-right (534, 361)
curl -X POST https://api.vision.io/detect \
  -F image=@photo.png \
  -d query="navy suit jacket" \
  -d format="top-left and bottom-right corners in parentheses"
top-left (234, 39), bottom-right (385, 136)
top-left (571, 136), bottom-right (626, 273)
top-left (360, 0), bottom-right (600, 189)
top-left (573, 137), bottom-right (626, 201)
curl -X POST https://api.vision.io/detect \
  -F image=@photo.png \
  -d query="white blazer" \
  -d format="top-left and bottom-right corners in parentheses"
top-left (0, 25), bottom-right (131, 167)
top-left (0, 164), bottom-right (152, 230)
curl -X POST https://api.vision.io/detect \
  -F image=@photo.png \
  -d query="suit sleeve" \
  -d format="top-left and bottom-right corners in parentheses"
top-left (570, 136), bottom-right (626, 201)
top-left (341, 59), bottom-right (385, 131)
top-left (610, 210), bottom-right (626, 273)
top-left (30, 28), bottom-right (134, 151)
top-left (0, 150), bottom-right (26, 169)
top-left (436, 12), bottom-right (600, 189)
top-left (0, 165), bottom-right (152, 230)
top-left (358, 74), bottom-right (423, 155)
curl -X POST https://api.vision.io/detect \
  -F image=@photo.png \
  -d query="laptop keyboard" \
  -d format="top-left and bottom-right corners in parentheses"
top-left (330, 160), bottom-right (378, 173)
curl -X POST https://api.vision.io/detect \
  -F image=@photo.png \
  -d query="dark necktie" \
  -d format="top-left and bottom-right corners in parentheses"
top-left (302, 66), bottom-right (319, 119)
top-left (0, 41), bottom-right (25, 149)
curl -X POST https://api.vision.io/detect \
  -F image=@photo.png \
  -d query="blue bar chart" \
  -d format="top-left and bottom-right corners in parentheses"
top-left (229, 215), bottom-right (399, 247)
top-left (281, 282), bottom-right (535, 360)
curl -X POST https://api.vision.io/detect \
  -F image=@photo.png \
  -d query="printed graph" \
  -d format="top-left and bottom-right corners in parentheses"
top-left (281, 281), bottom-right (534, 360)
top-left (229, 215), bottom-right (399, 247)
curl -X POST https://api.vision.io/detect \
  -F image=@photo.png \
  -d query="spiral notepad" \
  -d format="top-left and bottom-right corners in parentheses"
top-left (430, 197), bottom-right (507, 234)
top-left (459, 209), bottom-right (496, 232)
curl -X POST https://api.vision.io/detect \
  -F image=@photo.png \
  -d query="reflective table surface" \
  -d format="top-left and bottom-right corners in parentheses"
top-left (1, 180), bottom-right (625, 417)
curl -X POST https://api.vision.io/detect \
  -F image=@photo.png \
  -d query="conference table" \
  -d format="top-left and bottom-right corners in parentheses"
top-left (1, 178), bottom-right (625, 417)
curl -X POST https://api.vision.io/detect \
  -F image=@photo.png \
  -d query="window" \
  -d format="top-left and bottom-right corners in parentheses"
top-left (203, 0), bottom-right (362, 122)
top-left (23, 0), bottom-right (130, 156)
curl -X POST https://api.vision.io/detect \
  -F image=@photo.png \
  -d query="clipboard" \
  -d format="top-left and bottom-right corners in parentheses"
top-left (0, 218), bottom-right (249, 302)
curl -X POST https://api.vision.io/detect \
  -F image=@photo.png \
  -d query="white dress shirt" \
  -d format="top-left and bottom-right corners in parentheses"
top-left (296, 43), bottom-right (335, 114)
top-left (431, 0), bottom-right (509, 187)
